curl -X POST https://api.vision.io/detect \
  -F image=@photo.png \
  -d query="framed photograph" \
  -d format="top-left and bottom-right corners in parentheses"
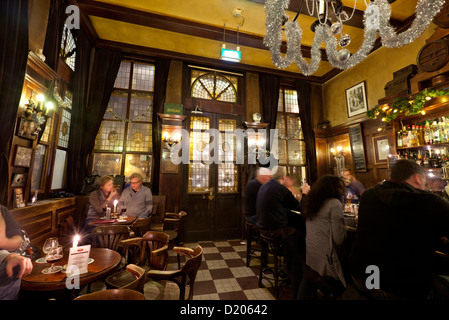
top-left (14, 145), bottom-right (33, 167)
top-left (11, 173), bottom-right (27, 187)
top-left (17, 117), bottom-right (38, 140)
top-left (13, 188), bottom-right (25, 208)
top-left (373, 135), bottom-right (389, 164)
top-left (345, 81), bottom-right (368, 118)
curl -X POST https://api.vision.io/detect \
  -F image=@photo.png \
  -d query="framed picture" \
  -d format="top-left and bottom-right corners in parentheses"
top-left (373, 135), bottom-right (389, 164)
top-left (17, 117), bottom-right (38, 140)
top-left (13, 188), bottom-right (25, 208)
top-left (14, 145), bottom-right (32, 167)
top-left (349, 124), bottom-right (367, 172)
top-left (11, 173), bottom-right (27, 187)
top-left (345, 81), bottom-right (368, 118)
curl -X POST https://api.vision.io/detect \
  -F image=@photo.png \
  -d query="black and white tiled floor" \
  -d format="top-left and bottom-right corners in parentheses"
top-left (163, 239), bottom-right (293, 300)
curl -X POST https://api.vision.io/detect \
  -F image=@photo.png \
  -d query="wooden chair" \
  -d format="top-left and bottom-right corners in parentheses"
top-left (74, 289), bottom-right (145, 300)
top-left (146, 245), bottom-right (203, 300)
top-left (105, 231), bottom-right (169, 290)
top-left (129, 217), bottom-right (152, 237)
top-left (90, 225), bottom-right (131, 271)
top-left (162, 211), bottom-right (188, 268)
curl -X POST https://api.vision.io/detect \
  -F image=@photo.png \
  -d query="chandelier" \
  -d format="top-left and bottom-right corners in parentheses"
top-left (264, 0), bottom-right (445, 76)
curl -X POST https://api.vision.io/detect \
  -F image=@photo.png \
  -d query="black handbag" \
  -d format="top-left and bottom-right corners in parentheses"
top-left (80, 171), bottom-right (100, 195)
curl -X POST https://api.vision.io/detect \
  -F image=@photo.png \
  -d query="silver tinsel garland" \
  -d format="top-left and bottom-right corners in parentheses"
top-left (264, 0), bottom-right (445, 76)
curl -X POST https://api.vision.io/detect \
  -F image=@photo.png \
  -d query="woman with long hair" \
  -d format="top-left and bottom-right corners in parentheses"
top-left (299, 174), bottom-right (347, 299)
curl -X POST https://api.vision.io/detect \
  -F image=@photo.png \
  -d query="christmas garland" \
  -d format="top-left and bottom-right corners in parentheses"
top-left (366, 88), bottom-right (449, 123)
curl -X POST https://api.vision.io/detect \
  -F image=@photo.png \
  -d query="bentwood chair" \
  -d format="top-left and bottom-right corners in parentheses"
top-left (74, 289), bottom-right (145, 300)
top-left (162, 211), bottom-right (188, 268)
top-left (145, 245), bottom-right (203, 300)
top-left (105, 231), bottom-right (169, 291)
top-left (91, 225), bottom-right (131, 269)
top-left (129, 216), bottom-right (153, 237)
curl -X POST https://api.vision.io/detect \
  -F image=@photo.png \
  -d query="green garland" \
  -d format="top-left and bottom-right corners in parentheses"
top-left (366, 88), bottom-right (449, 123)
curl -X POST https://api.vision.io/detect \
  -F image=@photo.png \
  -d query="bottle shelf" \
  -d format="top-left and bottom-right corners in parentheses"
top-left (397, 142), bottom-right (449, 150)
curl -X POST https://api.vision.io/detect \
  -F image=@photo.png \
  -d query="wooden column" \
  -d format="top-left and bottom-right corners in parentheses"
top-left (157, 113), bottom-right (187, 213)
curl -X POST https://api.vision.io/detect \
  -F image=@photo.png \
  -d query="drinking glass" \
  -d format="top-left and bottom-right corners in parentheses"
top-left (121, 204), bottom-right (127, 219)
top-left (43, 245), bottom-right (63, 274)
top-left (42, 237), bottom-right (59, 255)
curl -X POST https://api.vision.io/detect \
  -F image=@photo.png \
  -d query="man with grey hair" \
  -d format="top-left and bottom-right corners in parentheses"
top-left (119, 173), bottom-right (153, 218)
top-left (349, 159), bottom-right (449, 299)
top-left (244, 167), bottom-right (272, 224)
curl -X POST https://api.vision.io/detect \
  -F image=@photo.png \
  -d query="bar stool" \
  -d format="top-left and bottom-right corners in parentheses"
top-left (244, 221), bottom-right (261, 267)
top-left (258, 229), bottom-right (288, 298)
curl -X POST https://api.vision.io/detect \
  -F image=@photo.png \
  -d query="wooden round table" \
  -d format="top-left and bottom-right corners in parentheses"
top-left (21, 248), bottom-right (121, 292)
top-left (87, 216), bottom-right (136, 227)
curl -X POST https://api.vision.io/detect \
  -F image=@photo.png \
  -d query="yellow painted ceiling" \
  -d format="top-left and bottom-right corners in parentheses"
top-left (86, 0), bottom-right (420, 79)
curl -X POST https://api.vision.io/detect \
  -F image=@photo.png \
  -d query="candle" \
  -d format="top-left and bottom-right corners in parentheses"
top-left (113, 200), bottom-right (118, 213)
top-left (73, 235), bottom-right (80, 248)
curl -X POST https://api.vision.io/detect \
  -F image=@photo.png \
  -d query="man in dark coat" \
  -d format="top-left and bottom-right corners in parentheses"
top-left (349, 159), bottom-right (449, 299)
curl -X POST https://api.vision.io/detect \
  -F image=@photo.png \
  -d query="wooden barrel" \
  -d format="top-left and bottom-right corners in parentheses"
top-left (417, 38), bottom-right (449, 72)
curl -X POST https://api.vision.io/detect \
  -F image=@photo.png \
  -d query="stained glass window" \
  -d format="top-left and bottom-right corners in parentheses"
top-left (60, 23), bottom-right (76, 71)
top-left (93, 60), bottom-right (155, 182)
top-left (191, 70), bottom-right (239, 103)
top-left (276, 87), bottom-right (307, 179)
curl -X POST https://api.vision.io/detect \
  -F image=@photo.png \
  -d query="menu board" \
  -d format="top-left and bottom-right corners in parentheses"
top-left (349, 124), bottom-right (367, 172)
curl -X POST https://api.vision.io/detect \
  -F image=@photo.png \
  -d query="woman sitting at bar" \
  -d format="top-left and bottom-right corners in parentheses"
top-left (299, 175), bottom-right (347, 299)
top-left (84, 175), bottom-right (120, 231)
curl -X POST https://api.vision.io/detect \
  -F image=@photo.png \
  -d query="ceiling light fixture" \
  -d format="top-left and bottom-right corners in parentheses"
top-left (264, 0), bottom-right (445, 76)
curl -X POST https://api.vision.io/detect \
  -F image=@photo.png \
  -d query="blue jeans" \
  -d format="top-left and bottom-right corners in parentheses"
top-left (0, 262), bottom-right (21, 300)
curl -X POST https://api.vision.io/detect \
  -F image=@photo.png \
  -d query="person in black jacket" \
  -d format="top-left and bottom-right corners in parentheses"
top-left (255, 166), bottom-right (309, 299)
top-left (244, 167), bottom-right (272, 224)
top-left (349, 159), bottom-right (449, 299)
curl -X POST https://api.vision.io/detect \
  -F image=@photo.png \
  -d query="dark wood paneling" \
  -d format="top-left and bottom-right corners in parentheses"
top-left (11, 197), bottom-right (77, 246)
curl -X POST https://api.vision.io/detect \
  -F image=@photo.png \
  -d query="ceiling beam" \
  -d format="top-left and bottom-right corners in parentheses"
top-left (96, 39), bottom-right (325, 83)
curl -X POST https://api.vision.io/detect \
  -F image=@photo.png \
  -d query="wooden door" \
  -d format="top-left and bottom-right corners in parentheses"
top-left (182, 112), bottom-right (242, 241)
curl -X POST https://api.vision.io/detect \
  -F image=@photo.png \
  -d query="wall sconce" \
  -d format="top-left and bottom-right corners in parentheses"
top-left (163, 131), bottom-right (181, 152)
top-left (24, 90), bottom-right (55, 124)
top-left (247, 131), bottom-right (266, 159)
top-left (331, 146), bottom-right (345, 177)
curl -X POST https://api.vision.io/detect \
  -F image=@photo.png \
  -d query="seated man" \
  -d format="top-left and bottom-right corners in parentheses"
top-left (244, 167), bottom-right (271, 224)
top-left (343, 169), bottom-right (364, 202)
top-left (349, 159), bottom-right (449, 300)
top-left (119, 173), bottom-right (153, 218)
top-left (0, 205), bottom-right (33, 300)
top-left (255, 167), bottom-right (307, 298)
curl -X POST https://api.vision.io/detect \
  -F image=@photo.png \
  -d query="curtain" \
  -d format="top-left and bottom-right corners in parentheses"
top-left (67, 44), bottom-right (123, 194)
top-left (151, 58), bottom-right (171, 195)
top-left (43, 0), bottom-right (68, 71)
top-left (259, 74), bottom-right (280, 171)
top-left (66, 29), bottom-right (92, 195)
top-left (0, 0), bottom-right (29, 206)
top-left (295, 80), bottom-right (318, 184)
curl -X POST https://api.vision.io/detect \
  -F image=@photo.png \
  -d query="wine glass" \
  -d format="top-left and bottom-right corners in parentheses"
top-left (121, 203), bottom-right (127, 219)
top-left (42, 237), bottom-right (59, 255)
top-left (43, 245), bottom-right (63, 274)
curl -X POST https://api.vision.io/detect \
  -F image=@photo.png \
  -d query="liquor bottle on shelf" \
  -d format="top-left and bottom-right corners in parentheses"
top-left (423, 150), bottom-right (430, 168)
top-left (424, 121), bottom-right (432, 144)
top-left (432, 120), bottom-right (440, 144)
top-left (418, 126), bottom-right (425, 146)
top-left (407, 127), bottom-right (413, 147)
top-left (397, 130), bottom-right (403, 148)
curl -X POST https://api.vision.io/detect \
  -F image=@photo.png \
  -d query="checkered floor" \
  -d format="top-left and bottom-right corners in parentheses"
top-left (163, 239), bottom-right (293, 300)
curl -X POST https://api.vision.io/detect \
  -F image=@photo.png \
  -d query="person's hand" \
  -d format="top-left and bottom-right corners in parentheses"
top-left (108, 188), bottom-right (117, 200)
top-left (4, 253), bottom-right (33, 278)
top-left (301, 183), bottom-right (311, 195)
